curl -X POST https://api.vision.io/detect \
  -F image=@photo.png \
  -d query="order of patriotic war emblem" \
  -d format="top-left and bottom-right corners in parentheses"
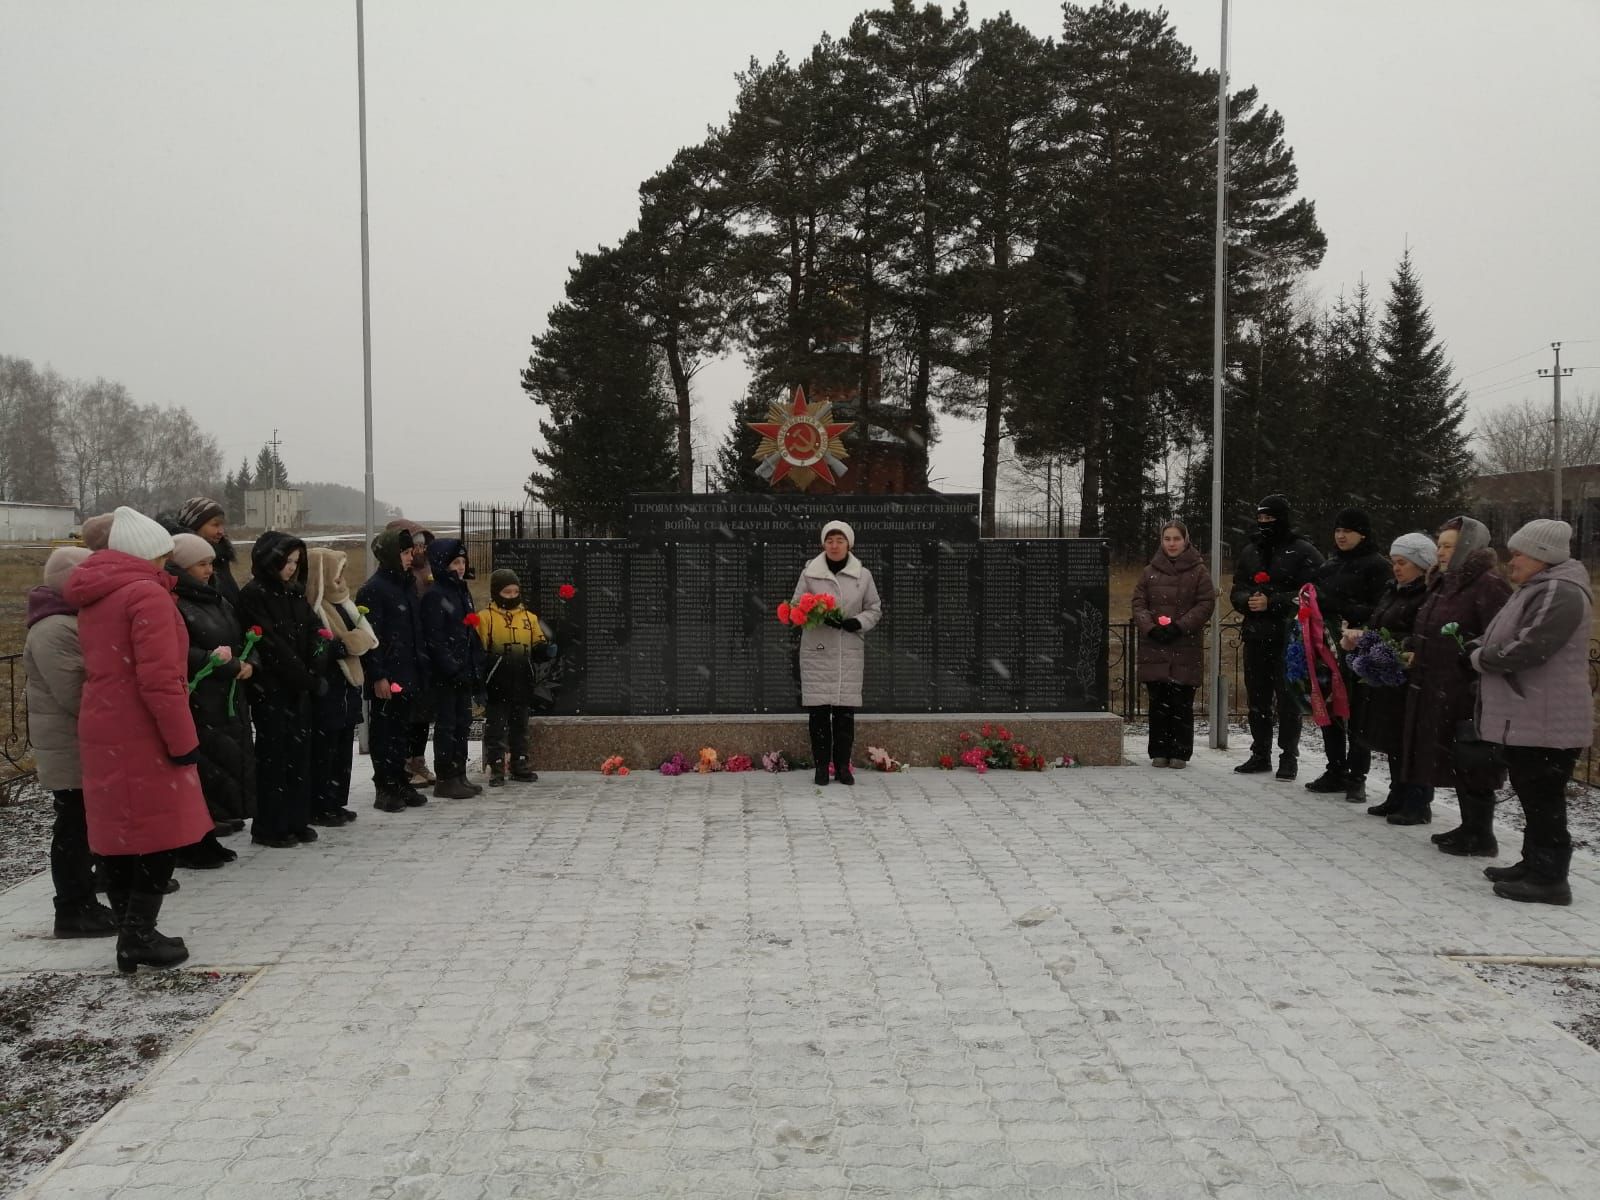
top-left (747, 386), bottom-right (855, 491)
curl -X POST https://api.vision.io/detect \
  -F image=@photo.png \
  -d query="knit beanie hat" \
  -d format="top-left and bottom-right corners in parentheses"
top-left (170, 532), bottom-right (216, 570)
top-left (1508, 518), bottom-right (1573, 566)
top-left (108, 506), bottom-right (175, 560)
top-left (42, 546), bottom-right (91, 593)
top-left (1389, 532), bottom-right (1437, 572)
top-left (820, 520), bottom-right (856, 549)
top-left (1334, 508), bottom-right (1373, 539)
top-left (80, 512), bottom-right (114, 551)
top-left (490, 568), bottom-right (520, 596)
top-left (178, 496), bottom-right (225, 532)
top-left (1256, 494), bottom-right (1291, 523)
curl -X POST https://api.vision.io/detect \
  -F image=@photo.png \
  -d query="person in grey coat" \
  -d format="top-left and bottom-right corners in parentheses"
top-left (1470, 519), bottom-right (1593, 906)
top-left (793, 520), bottom-right (883, 786)
top-left (22, 547), bottom-right (117, 938)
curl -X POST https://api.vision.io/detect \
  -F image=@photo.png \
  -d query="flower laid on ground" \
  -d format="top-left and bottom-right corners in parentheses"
top-left (600, 755), bottom-right (628, 776)
top-left (1050, 754), bottom-right (1077, 768)
top-left (559, 584), bottom-right (577, 601)
top-left (949, 721), bottom-right (1039, 771)
top-left (760, 750), bottom-right (791, 773)
top-left (1348, 629), bottom-right (1408, 687)
top-left (696, 747), bottom-right (720, 773)
top-left (960, 747), bottom-right (990, 774)
top-left (776, 592), bottom-right (837, 629)
top-left (659, 752), bottom-right (692, 776)
top-left (938, 754), bottom-right (955, 770)
top-left (724, 754), bottom-right (754, 773)
top-left (866, 746), bottom-right (908, 772)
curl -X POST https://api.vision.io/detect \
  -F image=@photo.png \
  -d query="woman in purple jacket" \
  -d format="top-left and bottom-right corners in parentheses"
top-left (1471, 519), bottom-right (1592, 906)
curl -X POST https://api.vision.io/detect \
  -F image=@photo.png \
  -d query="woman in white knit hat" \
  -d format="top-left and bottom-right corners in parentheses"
top-left (791, 520), bottom-right (882, 785)
top-left (63, 507), bottom-right (212, 971)
top-left (1470, 518), bottom-right (1591, 905)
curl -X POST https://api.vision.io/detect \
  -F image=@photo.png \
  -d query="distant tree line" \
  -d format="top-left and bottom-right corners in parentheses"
top-left (0, 354), bottom-right (223, 517)
top-left (522, 0), bottom-right (1482, 557)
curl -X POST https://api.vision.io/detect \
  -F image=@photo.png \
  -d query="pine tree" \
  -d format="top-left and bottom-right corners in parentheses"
top-left (715, 384), bottom-right (778, 493)
top-left (254, 443), bottom-right (288, 491)
top-left (521, 246), bottom-right (678, 533)
top-left (1375, 249), bottom-right (1472, 533)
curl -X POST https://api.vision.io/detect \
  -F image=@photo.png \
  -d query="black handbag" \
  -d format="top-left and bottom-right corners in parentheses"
top-left (1452, 718), bottom-right (1504, 771)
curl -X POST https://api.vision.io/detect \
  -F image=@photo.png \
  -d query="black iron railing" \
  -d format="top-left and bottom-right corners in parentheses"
top-left (1, 654), bottom-right (33, 796)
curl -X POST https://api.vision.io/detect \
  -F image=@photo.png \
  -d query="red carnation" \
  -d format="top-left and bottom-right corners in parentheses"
top-left (390, 682), bottom-right (403, 694)
top-left (789, 609), bottom-right (808, 627)
top-left (464, 612), bottom-right (481, 628)
top-left (959, 731), bottom-right (972, 742)
top-left (798, 593), bottom-right (818, 613)
top-left (1157, 616), bottom-right (1172, 626)
top-left (777, 602), bottom-right (791, 623)
top-left (249, 625), bottom-right (263, 636)
top-left (998, 728), bottom-right (1012, 742)
top-left (558, 584), bottom-right (576, 601)
top-left (1253, 572), bottom-right (1270, 585)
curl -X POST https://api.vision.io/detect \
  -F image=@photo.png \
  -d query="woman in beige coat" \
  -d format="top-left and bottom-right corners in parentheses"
top-left (792, 520), bottom-right (882, 786)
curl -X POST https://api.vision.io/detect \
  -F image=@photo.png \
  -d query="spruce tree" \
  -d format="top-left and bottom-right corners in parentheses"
top-left (521, 246), bottom-right (678, 534)
top-left (1375, 250), bottom-right (1472, 533)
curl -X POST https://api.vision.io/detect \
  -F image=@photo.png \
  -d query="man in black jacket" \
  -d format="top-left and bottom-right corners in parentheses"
top-left (356, 529), bottom-right (431, 812)
top-left (1230, 495), bottom-right (1324, 779)
top-left (1306, 507), bottom-right (1391, 801)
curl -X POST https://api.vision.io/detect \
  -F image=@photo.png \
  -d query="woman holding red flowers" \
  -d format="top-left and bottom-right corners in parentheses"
top-left (1132, 520), bottom-right (1216, 769)
top-left (421, 538), bottom-right (485, 799)
top-left (792, 521), bottom-right (882, 786)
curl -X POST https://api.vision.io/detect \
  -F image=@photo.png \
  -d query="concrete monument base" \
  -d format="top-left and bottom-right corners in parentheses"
top-left (527, 712), bottom-right (1125, 771)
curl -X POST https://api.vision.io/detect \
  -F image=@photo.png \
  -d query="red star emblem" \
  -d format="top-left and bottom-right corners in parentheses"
top-left (748, 387), bottom-right (854, 489)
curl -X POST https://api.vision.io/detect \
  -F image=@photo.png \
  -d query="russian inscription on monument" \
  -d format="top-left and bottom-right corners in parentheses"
top-left (496, 493), bottom-right (1107, 716)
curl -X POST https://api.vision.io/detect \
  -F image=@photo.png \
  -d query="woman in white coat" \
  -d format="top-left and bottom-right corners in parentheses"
top-left (792, 521), bottom-right (883, 785)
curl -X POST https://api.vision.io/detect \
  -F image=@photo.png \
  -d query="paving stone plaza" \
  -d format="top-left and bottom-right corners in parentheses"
top-left (5, 741), bottom-right (1600, 1199)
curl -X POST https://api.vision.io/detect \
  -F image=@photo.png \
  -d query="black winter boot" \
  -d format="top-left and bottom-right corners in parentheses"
top-left (832, 709), bottom-right (856, 786)
top-left (1430, 825), bottom-right (1466, 846)
top-left (53, 898), bottom-right (117, 939)
top-left (374, 787), bottom-right (407, 813)
top-left (1367, 792), bottom-right (1402, 816)
top-left (1343, 778), bottom-right (1367, 804)
top-left (489, 763), bottom-right (506, 788)
top-left (511, 760), bottom-right (538, 783)
top-left (433, 776), bottom-right (478, 800)
top-left (1493, 845), bottom-right (1572, 906)
top-left (116, 891), bottom-right (190, 973)
top-left (809, 709), bottom-right (832, 786)
top-left (1275, 755), bottom-right (1298, 782)
top-left (1439, 793), bottom-right (1497, 857)
top-left (1234, 755), bottom-right (1271, 774)
top-left (1304, 770), bottom-right (1348, 794)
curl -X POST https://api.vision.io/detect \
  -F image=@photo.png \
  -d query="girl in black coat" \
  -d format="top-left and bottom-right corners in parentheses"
top-left (236, 532), bottom-right (321, 849)
top-left (170, 535), bottom-right (255, 867)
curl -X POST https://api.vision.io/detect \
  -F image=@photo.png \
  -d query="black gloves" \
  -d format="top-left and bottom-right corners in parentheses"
top-left (169, 747), bottom-right (201, 767)
top-left (841, 617), bottom-right (863, 633)
top-left (1146, 623), bottom-right (1181, 644)
top-left (534, 641), bottom-right (559, 662)
top-left (314, 676), bottom-right (330, 698)
top-left (328, 638), bottom-right (350, 661)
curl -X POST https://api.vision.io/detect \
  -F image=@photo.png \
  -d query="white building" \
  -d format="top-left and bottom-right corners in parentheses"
top-left (243, 488), bottom-right (306, 531)
top-left (0, 501), bottom-right (77, 543)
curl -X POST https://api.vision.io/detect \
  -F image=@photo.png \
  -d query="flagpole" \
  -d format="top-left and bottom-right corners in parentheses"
top-left (1207, 0), bottom-right (1230, 749)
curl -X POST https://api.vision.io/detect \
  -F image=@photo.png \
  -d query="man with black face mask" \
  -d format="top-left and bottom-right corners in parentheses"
top-left (1229, 495), bottom-right (1324, 779)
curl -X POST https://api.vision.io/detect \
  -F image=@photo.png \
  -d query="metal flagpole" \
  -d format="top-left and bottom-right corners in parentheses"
top-left (1207, 0), bottom-right (1230, 750)
top-left (357, 0), bottom-right (375, 558)
top-left (356, 0), bottom-right (376, 755)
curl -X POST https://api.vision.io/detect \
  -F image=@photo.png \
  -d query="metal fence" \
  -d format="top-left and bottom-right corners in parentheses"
top-left (1, 654), bottom-right (32, 795)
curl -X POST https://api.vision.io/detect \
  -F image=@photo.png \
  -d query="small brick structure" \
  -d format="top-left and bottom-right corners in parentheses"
top-left (527, 712), bottom-right (1125, 771)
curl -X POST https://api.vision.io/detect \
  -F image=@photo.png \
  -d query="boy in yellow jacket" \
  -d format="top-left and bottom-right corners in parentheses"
top-left (477, 568), bottom-right (552, 786)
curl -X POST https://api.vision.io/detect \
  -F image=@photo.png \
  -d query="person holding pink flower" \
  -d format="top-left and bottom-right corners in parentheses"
top-left (792, 521), bottom-right (882, 786)
top-left (1132, 520), bottom-right (1215, 768)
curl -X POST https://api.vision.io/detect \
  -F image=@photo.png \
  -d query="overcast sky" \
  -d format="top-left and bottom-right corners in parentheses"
top-left (3, 1), bottom-right (1596, 521)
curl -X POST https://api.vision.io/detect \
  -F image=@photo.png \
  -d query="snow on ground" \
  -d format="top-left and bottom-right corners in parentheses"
top-left (1466, 962), bottom-right (1600, 1054)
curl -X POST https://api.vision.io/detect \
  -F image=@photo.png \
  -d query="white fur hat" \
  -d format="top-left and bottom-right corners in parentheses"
top-left (820, 520), bottom-right (855, 549)
top-left (108, 506), bottom-right (175, 561)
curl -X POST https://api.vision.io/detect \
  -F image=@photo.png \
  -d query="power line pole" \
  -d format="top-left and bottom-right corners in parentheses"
top-left (266, 428), bottom-right (283, 531)
top-left (1538, 342), bottom-right (1574, 517)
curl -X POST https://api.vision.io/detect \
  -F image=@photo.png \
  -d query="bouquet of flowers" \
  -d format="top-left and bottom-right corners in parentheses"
top-left (696, 747), bottom-right (721, 773)
top-left (775, 592), bottom-right (838, 630)
top-left (724, 754), bottom-right (754, 773)
top-left (1348, 629), bottom-right (1408, 687)
top-left (659, 751), bottom-right (692, 776)
top-left (761, 750), bottom-right (792, 773)
top-left (600, 755), bottom-right (629, 776)
top-left (866, 745), bottom-right (909, 773)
